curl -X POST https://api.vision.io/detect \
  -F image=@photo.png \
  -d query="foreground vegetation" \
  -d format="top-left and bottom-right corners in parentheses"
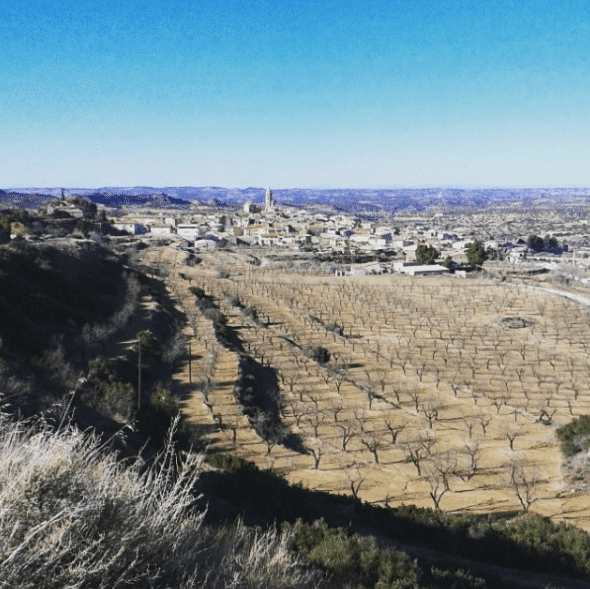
top-left (203, 453), bottom-right (590, 585)
top-left (3, 234), bottom-right (590, 588)
top-left (0, 414), bottom-right (322, 589)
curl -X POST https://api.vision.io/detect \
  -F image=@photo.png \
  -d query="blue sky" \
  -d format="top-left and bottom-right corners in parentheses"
top-left (2, 0), bottom-right (590, 188)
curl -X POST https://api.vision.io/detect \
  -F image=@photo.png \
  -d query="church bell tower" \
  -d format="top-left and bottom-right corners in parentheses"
top-left (264, 186), bottom-right (274, 212)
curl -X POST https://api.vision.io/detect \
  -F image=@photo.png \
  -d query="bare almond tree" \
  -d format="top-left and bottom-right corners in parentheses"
top-left (304, 411), bottom-right (324, 438)
top-left (343, 462), bottom-right (365, 500)
top-left (384, 416), bottom-right (406, 444)
top-left (462, 415), bottom-right (477, 438)
top-left (408, 385), bottom-right (421, 413)
top-left (331, 404), bottom-right (344, 423)
top-left (504, 454), bottom-right (540, 512)
top-left (423, 461), bottom-right (450, 511)
top-left (421, 396), bottom-right (442, 429)
top-left (360, 433), bottom-right (383, 464)
top-left (337, 422), bottom-right (358, 451)
top-left (308, 437), bottom-right (326, 469)
top-left (477, 414), bottom-right (492, 434)
top-left (460, 440), bottom-right (480, 480)
top-left (503, 420), bottom-right (523, 451)
top-left (490, 393), bottom-right (508, 415)
top-left (404, 431), bottom-right (434, 476)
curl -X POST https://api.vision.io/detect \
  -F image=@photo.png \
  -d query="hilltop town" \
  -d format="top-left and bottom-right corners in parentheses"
top-left (5, 186), bottom-right (588, 286)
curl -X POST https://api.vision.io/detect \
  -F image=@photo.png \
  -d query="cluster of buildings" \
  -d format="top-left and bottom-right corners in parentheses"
top-left (29, 188), bottom-right (590, 281)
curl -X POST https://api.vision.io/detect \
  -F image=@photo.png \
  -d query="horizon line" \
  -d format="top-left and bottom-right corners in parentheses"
top-left (5, 185), bottom-right (590, 192)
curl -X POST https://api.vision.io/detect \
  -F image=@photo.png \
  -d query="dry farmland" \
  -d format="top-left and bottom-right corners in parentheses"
top-left (144, 244), bottom-right (590, 531)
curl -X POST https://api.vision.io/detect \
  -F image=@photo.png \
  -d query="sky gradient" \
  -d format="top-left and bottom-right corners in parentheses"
top-left (2, 0), bottom-right (590, 189)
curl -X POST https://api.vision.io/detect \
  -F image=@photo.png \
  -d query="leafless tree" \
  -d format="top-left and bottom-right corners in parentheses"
top-left (421, 396), bottom-right (441, 429)
top-left (477, 414), bottom-right (492, 434)
top-left (360, 433), bottom-right (383, 463)
top-left (491, 394), bottom-right (508, 415)
top-left (308, 437), bottom-right (326, 469)
top-left (304, 411), bottom-right (324, 438)
top-left (460, 440), bottom-right (480, 480)
top-left (353, 408), bottom-right (367, 432)
top-left (337, 422), bottom-right (358, 451)
top-left (462, 415), bottom-right (477, 438)
top-left (471, 389), bottom-right (483, 406)
top-left (504, 453), bottom-right (540, 512)
top-left (503, 420), bottom-right (523, 451)
top-left (331, 404), bottom-right (344, 422)
top-left (305, 391), bottom-right (321, 413)
top-left (404, 431), bottom-right (434, 476)
top-left (408, 385), bottom-right (421, 413)
top-left (328, 366), bottom-right (346, 395)
top-left (343, 463), bottom-right (365, 500)
top-left (384, 416), bottom-right (406, 444)
top-left (423, 461), bottom-right (450, 511)
top-left (286, 399), bottom-right (308, 428)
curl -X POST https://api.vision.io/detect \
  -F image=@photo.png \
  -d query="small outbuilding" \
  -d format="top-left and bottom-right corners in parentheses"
top-left (398, 264), bottom-right (450, 276)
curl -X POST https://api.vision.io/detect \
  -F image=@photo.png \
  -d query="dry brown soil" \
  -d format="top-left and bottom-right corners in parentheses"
top-left (140, 242), bottom-right (590, 532)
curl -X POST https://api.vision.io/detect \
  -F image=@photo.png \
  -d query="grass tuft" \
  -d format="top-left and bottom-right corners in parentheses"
top-left (0, 413), bottom-right (322, 589)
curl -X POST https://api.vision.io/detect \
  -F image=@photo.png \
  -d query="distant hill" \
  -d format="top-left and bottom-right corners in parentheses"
top-left (3, 186), bottom-right (590, 215)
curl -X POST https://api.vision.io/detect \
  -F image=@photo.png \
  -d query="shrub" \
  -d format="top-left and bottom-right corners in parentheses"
top-left (225, 293), bottom-right (243, 308)
top-left (81, 356), bottom-right (135, 421)
top-left (557, 415), bottom-right (590, 456)
top-left (202, 307), bottom-right (226, 326)
top-left (0, 414), bottom-right (322, 589)
top-left (160, 323), bottom-right (188, 367)
top-left (138, 387), bottom-right (180, 448)
top-left (287, 519), bottom-right (486, 589)
top-left (244, 306), bottom-right (260, 323)
top-left (184, 254), bottom-right (201, 267)
top-left (302, 345), bottom-right (331, 365)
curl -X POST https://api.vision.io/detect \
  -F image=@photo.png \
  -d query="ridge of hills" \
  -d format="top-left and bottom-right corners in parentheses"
top-left (3, 186), bottom-right (590, 215)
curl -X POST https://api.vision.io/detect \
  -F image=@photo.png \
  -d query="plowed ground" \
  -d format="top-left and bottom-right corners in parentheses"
top-left (142, 243), bottom-right (590, 531)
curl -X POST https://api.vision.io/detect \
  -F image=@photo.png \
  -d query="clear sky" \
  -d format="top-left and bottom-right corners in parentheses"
top-left (2, 0), bottom-right (590, 189)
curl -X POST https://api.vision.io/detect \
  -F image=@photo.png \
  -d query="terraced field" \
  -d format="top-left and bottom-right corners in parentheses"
top-left (142, 242), bottom-right (590, 530)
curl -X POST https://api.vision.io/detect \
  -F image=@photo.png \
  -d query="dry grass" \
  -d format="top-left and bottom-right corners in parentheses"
top-left (0, 413), bottom-right (322, 589)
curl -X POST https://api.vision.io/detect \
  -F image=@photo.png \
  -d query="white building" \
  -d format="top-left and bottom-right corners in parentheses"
top-left (398, 264), bottom-right (450, 276)
top-left (112, 223), bottom-right (145, 235)
top-left (176, 224), bottom-right (201, 240)
top-left (149, 224), bottom-right (174, 235)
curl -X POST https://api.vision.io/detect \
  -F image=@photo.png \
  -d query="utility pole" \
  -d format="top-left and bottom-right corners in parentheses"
top-left (119, 331), bottom-right (150, 413)
top-left (188, 340), bottom-right (192, 383)
top-left (137, 337), bottom-right (142, 412)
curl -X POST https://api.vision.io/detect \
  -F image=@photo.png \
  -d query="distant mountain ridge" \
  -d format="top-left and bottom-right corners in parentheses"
top-left (3, 186), bottom-right (590, 215)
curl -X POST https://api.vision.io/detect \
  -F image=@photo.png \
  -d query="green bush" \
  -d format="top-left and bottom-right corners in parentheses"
top-left (82, 356), bottom-right (135, 421)
top-left (302, 345), bottom-right (331, 365)
top-left (415, 244), bottom-right (439, 265)
top-left (138, 387), bottom-right (180, 448)
top-left (557, 415), bottom-right (590, 456)
top-left (287, 519), bottom-right (486, 589)
top-left (205, 452), bottom-right (251, 472)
